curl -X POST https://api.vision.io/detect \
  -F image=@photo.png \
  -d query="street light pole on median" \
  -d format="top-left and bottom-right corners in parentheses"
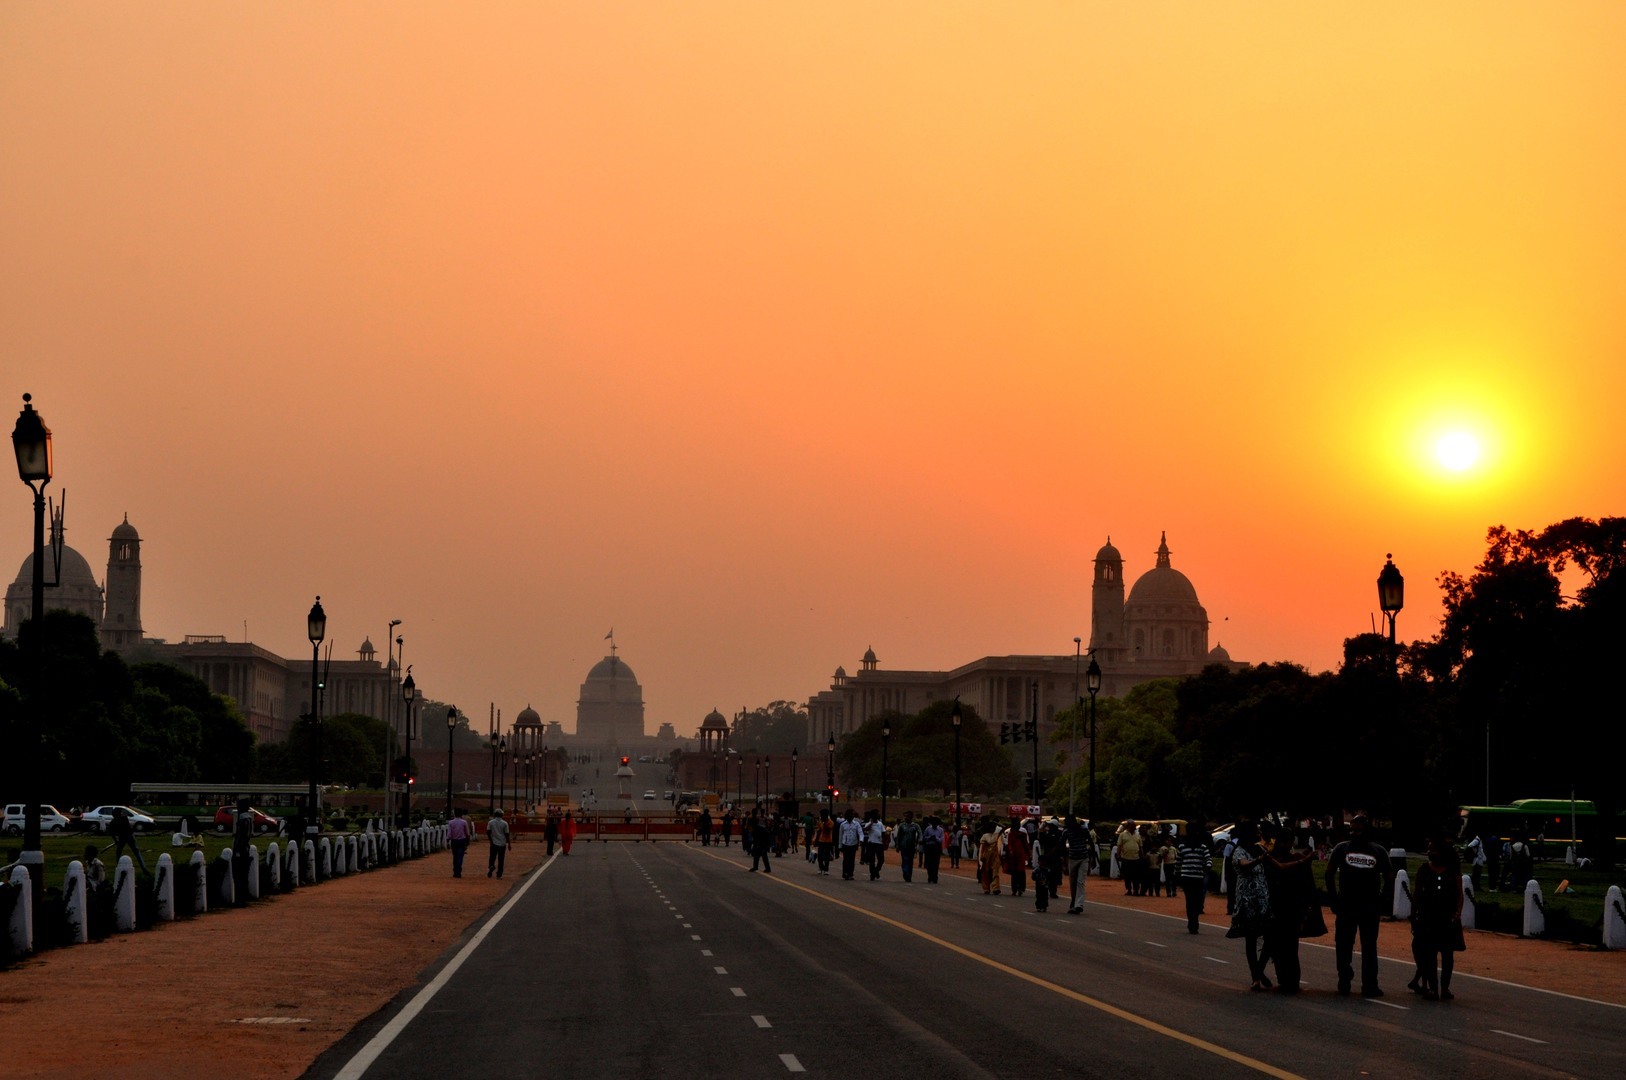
top-left (446, 704), bottom-right (457, 819)
top-left (880, 721), bottom-right (891, 823)
top-left (951, 697), bottom-right (962, 834)
top-left (306, 597), bottom-right (326, 845)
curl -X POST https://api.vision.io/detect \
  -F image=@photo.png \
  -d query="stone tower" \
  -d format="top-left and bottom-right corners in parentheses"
top-left (1089, 537), bottom-right (1126, 661)
top-left (100, 514), bottom-right (143, 652)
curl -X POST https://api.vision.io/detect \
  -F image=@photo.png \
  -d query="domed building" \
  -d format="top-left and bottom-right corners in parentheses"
top-left (576, 647), bottom-right (646, 744)
top-left (807, 533), bottom-right (1242, 748)
top-left (5, 514), bottom-right (144, 651)
top-left (5, 545), bottom-right (103, 635)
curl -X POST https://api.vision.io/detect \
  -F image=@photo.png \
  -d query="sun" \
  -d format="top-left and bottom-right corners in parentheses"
top-left (1434, 430), bottom-right (1481, 472)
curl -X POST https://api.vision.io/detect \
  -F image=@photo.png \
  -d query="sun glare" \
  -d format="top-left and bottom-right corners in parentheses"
top-left (1435, 431), bottom-right (1481, 472)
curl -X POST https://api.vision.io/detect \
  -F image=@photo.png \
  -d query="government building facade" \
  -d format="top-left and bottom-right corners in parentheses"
top-left (805, 534), bottom-right (1243, 748)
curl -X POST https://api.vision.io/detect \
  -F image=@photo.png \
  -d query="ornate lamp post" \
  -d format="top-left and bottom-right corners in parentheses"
top-left (306, 596), bottom-right (326, 843)
top-left (1378, 553), bottom-right (1405, 644)
top-left (487, 729), bottom-right (499, 815)
top-left (399, 668), bottom-right (416, 827)
top-left (11, 393), bottom-right (57, 919)
top-left (880, 720), bottom-right (891, 823)
top-left (825, 734), bottom-right (836, 809)
top-left (951, 697), bottom-right (962, 833)
top-left (382, 620), bottom-right (400, 818)
top-left (1086, 656), bottom-right (1102, 845)
top-left (499, 737), bottom-right (509, 815)
top-left (445, 704), bottom-right (457, 818)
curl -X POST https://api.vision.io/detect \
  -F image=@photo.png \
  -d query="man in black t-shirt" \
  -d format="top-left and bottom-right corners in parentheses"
top-left (1325, 815), bottom-right (1393, 997)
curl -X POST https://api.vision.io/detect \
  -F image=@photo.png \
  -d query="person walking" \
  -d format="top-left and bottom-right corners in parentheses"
top-left (1114, 822), bottom-right (1141, 896)
top-left (861, 810), bottom-right (887, 880)
top-left (1176, 820), bottom-right (1212, 934)
top-left (837, 809), bottom-right (863, 880)
top-left (1325, 814), bottom-right (1392, 998)
top-left (697, 808), bottom-right (713, 847)
top-left (921, 816), bottom-right (945, 884)
top-left (1005, 817), bottom-right (1031, 897)
top-left (1034, 820), bottom-right (1065, 912)
top-left (1227, 821), bottom-right (1274, 991)
top-left (748, 811), bottom-right (774, 873)
top-left (813, 810), bottom-right (836, 875)
top-left (977, 818), bottom-right (1003, 895)
top-left (1264, 822), bottom-right (1316, 995)
top-left (485, 808), bottom-right (511, 879)
top-left (544, 810), bottom-right (559, 856)
top-left (447, 808), bottom-right (472, 877)
top-left (1062, 815), bottom-right (1093, 914)
top-left (720, 810), bottom-right (735, 847)
top-left (893, 811), bottom-right (922, 884)
top-left (109, 807), bottom-right (150, 876)
top-left (1410, 834), bottom-right (1465, 1001)
top-left (560, 810), bottom-right (577, 855)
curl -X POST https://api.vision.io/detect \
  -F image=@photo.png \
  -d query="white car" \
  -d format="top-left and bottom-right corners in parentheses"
top-left (2, 803), bottom-right (73, 835)
top-left (80, 805), bottom-right (158, 832)
top-left (642, 790), bottom-right (657, 800)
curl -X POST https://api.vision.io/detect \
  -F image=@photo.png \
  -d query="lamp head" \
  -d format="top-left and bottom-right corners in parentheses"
top-left (402, 668), bottom-right (416, 703)
top-left (1378, 553), bottom-right (1405, 614)
top-left (446, 705), bottom-right (457, 730)
top-left (12, 394), bottom-right (51, 484)
top-left (307, 597), bottom-right (326, 645)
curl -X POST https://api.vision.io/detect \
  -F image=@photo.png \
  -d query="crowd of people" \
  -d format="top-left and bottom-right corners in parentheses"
top-left (715, 804), bottom-right (1468, 1003)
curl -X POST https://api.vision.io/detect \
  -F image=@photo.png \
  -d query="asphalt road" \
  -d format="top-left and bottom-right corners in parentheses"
top-left (307, 838), bottom-right (1623, 1080)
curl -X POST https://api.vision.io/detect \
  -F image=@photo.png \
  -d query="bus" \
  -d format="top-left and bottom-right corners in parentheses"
top-left (127, 782), bottom-right (308, 833)
top-left (1456, 798), bottom-right (1624, 858)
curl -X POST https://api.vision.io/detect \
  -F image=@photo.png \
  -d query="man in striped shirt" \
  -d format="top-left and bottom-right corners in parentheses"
top-left (1176, 820), bottom-right (1214, 934)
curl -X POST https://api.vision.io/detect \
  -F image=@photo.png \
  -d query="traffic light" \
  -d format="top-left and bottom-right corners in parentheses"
top-left (620, 756), bottom-right (630, 766)
top-left (1025, 773), bottom-right (1042, 802)
top-left (1012, 723), bottom-right (1026, 744)
top-left (999, 723), bottom-right (1010, 744)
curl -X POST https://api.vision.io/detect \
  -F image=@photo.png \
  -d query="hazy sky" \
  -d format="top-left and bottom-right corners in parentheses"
top-left (5, 4), bottom-right (1622, 738)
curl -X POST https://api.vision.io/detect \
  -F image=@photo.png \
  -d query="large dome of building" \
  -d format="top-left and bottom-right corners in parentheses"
top-left (1121, 533), bottom-right (1209, 662)
top-left (576, 649), bottom-right (646, 743)
top-left (5, 544), bottom-right (105, 637)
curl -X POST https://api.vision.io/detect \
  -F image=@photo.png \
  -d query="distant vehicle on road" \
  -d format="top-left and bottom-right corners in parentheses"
top-left (213, 805), bottom-right (282, 834)
top-left (662, 790), bottom-right (673, 801)
top-left (80, 805), bottom-right (157, 832)
top-left (2, 803), bottom-right (72, 834)
top-left (642, 790), bottom-right (657, 800)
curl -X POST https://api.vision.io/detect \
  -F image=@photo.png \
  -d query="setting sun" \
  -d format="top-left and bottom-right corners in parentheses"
top-left (1435, 431), bottom-right (1482, 472)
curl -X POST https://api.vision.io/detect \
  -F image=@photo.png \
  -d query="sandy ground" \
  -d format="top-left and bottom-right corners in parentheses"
top-left (2, 842), bottom-right (1620, 1080)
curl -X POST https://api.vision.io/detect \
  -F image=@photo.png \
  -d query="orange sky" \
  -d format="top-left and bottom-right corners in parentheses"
top-left (4, 4), bottom-right (1623, 737)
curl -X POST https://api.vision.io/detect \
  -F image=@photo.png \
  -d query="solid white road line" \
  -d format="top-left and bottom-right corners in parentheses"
top-left (331, 854), bottom-right (557, 1080)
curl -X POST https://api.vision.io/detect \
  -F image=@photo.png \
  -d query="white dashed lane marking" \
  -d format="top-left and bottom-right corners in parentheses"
top-left (714, 966), bottom-right (728, 974)
top-left (1203, 956), bottom-right (1229, 965)
top-left (1491, 1030), bottom-right (1547, 1045)
top-left (780, 1053), bottom-right (806, 1072)
top-left (730, 987), bottom-right (746, 997)
top-left (752, 1015), bottom-right (772, 1028)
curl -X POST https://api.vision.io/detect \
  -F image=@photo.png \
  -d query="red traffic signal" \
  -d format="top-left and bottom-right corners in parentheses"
top-left (620, 756), bottom-right (630, 766)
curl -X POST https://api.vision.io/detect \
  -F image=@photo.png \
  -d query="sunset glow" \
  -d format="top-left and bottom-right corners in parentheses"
top-left (3, 4), bottom-right (1624, 731)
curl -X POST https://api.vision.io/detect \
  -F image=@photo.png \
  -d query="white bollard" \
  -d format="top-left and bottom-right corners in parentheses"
top-left (320, 836), bottom-right (332, 879)
top-left (153, 853), bottom-right (175, 922)
top-left (284, 840), bottom-right (299, 888)
top-left (1459, 874), bottom-right (1476, 931)
top-left (114, 856), bottom-right (138, 931)
top-left (63, 860), bottom-right (88, 945)
top-left (333, 837), bottom-right (346, 876)
top-left (1109, 849), bottom-right (1121, 880)
top-left (1392, 868), bottom-right (1413, 920)
top-left (189, 850), bottom-right (208, 914)
top-left (216, 850), bottom-right (235, 908)
top-left (266, 843), bottom-right (282, 890)
top-left (247, 844), bottom-right (261, 900)
top-left (303, 839), bottom-right (317, 882)
top-left (1522, 878), bottom-right (1545, 938)
top-left (6, 866), bottom-right (33, 956)
top-left (1603, 885), bottom-right (1626, 950)
top-left (347, 834), bottom-right (358, 871)
top-left (1565, 845), bottom-right (1576, 866)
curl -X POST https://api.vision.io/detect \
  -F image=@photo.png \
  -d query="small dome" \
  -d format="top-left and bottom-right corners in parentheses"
top-left (701, 708), bottom-right (728, 729)
top-left (833, 666), bottom-right (846, 678)
top-left (111, 514), bottom-right (139, 541)
top-left (515, 704), bottom-right (542, 726)
top-left (862, 647), bottom-right (877, 664)
top-left (1207, 643), bottom-right (1232, 662)
top-left (1095, 536), bottom-right (1121, 561)
top-left (586, 655), bottom-right (637, 683)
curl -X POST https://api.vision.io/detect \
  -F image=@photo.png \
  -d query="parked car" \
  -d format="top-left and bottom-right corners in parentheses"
top-left (662, 790), bottom-right (673, 801)
top-left (80, 805), bottom-right (157, 832)
top-left (213, 805), bottom-right (281, 834)
top-left (2, 803), bottom-right (73, 835)
top-left (642, 789), bottom-right (657, 800)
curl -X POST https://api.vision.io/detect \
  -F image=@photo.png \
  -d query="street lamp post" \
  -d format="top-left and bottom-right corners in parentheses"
top-left (382, 620), bottom-right (400, 823)
top-left (499, 737), bottom-right (509, 815)
top-left (400, 668), bottom-right (416, 827)
top-left (791, 748), bottom-right (798, 803)
top-left (11, 393), bottom-right (57, 920)
top-left (1377, 553), bottom-right (1405, 645)
top-left (765, 755), bottom-right (772, 807)
top-left (1086, 656), bottom-right (1101, 834)
top-left (487, 730), bottom-right (498, 815)
top-left (306, 597), bottom-right (326, 844)
top-left (880, 721), bottom-right (891, 823)
top-left (951, 697), bottom-right (962, 833)
top-left (445, 705), bottom-right (457, 818)
top-left (1071, 637), bottom-right (1082, 818)
top-left (825, 735), bottom-right (836, 809)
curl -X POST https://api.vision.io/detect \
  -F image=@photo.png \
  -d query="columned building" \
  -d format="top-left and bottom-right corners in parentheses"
top-left (807, 534), bottom-right (1243, 747)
